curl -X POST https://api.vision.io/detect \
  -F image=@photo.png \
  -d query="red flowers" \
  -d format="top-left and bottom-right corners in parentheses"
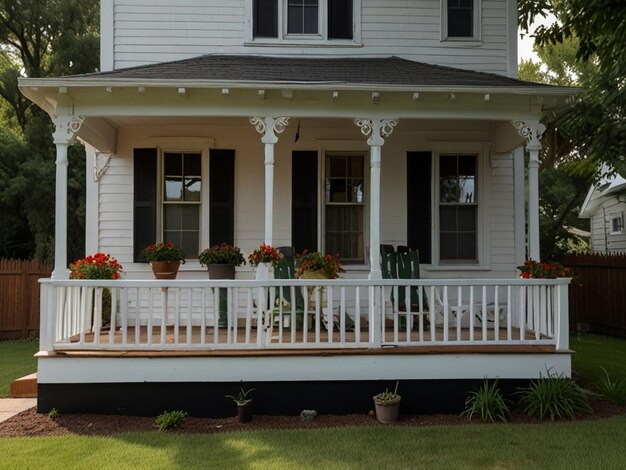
top-left (248, 243), bottom-right (283, 267)
top-left (295, 250), bottom-right (345, 279)
top-left (517, 259), bottom-right (573, 279)
top-left (69, 252), bottom-right (123, 280)
top-left (142, 242), bottom-right (185, 263)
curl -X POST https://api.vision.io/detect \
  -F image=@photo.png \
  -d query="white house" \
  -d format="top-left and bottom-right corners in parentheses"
top-left (580, 170), bottom-right (626, 253)
top-left (19, 0), bottom-right (576, 416)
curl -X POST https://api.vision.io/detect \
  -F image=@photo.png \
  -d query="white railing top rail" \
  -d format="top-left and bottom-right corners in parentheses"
top-left (40, 277), bottom-right (573, 288)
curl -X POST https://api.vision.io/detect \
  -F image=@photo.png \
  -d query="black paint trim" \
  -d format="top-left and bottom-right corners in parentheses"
top-left (210, 149), bottom-right (235, 246)
top-left (38, 379), bottom-right (530, 417)
top-left (407, 151), bottom-right (432, 263)
top-left (133, 148), bottom-right (158, 262)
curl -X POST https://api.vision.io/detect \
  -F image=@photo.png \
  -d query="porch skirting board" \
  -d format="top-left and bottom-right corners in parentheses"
top-left (38, 379), bottom-right (534, 417)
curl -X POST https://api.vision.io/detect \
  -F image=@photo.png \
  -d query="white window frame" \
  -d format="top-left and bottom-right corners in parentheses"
top-left (156, 146), bottom-right (210, 264)
top-left (440, 0), bottom-right (482, 43)
top-left (245, 0), bottom-right (362, 46)
top-left (428, 143), bottom-right (491, 271)
top-left (609, 212), bottom-right (624, 235)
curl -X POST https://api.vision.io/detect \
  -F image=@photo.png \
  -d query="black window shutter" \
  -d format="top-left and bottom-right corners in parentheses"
top-left (133, 148), bottom-right (158, 262)
top-left (210, 149), bottom-right (235, 246)
top-left (407, 152), bottom-right (432, 263)
top-left (292, 151), bottom-right (318, 254)
top-left (328, 0), bottom-right (353, 39)
top-left (253, 0), bottom-right (278, 38)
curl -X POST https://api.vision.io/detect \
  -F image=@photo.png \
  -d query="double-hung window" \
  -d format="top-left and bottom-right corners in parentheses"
top-left (252, 0), bottom-right (355, 41)
top-left (442, 0), bottom-right (481, 41)
top-left (439, 154), bottom-right (477, 262)
top-left (162, 152), bottom-right (202, 258)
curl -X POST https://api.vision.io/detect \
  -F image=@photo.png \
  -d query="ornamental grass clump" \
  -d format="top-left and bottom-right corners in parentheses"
top-left (142, 242), bottom-right (185, 263)
top-left (598, 367), bottom-right (626, 405)
top-left (517, 370), bottom-right (591, 421)
top-left (155, 410), bottom-right (188, 432)
top-left (295, 250), bottom-right (345, 279)
top-left (198, 243), bottom-right (246, 266)
top-left (517, 259), bottom-right (573, 279)
top-left (461, 379), bottom-right (511, 423)
top-left (248, 243), bottom-right (283, 267)
top-left (69, 252), bottom-right (123, 279)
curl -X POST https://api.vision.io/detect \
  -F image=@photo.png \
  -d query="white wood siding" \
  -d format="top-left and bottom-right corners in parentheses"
top-left (590, 198), bottom-right (626, 253)
top-left (110, 0), bottom-right (511, 75)
top-left (94, 118), bottom-right (517, 279)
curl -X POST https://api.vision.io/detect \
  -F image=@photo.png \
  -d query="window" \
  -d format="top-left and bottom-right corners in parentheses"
top-left (162, 152), bottom-right (202, 258)
top-left (439, 155), bottom-right (477, 262)
top-left (324, 153), bottom-right (365, 263)
top-left (252, 0), bottom-right (354, 41)
top-left (442, 0), bottom-right (480, 40)
top-left (610, 212), bottom-right (624, 235)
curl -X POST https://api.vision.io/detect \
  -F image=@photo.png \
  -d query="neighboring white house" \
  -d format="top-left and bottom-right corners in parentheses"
top-left (580, 170), bottom-right (626, 253)
top-left (19, 0), bottom-right (576, 417)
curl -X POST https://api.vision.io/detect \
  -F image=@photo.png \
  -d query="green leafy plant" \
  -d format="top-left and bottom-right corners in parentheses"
top-left (373, 381), bottom-right (401, 405)
top-left (517, 259), bottom-right (573, 279)
top-left (155, 410), bottom-right (188, 431)
top-left (198, 243), bottom-right (246, 266)
top-left (598, 367), bottom-right (626, 405)
top-left (226, 387), bottom-right (256, 406)
top-left (142, 242), bottom-right (185, 263)
top-left (69, 252), bottom-right (123, 279)
top-left (47, 408), bottom-right (59, 420)
top-left (295, 250), bottom-right (345, 279)
top-left (461, 379), bottom-right (511, 422)
top-left (248, 243), bottom-right (283, 267)
top-left (517, 369), bottom-right (592, 421)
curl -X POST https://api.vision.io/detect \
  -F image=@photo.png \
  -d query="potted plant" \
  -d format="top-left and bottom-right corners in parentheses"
top-left (295, 250), bottom-right (345, 279)
top-left (198, 243), bottom-right (246, 280)
top-left (69, 252), bottom-right (124, 326)
top-left (225, 387), bottom-right (256, 423)
top-left (517, 259), bottom-right (573, 279)
top-left (142, 242), bottom-right (185, 279)
top-left (248, 243), bottom-right (283, 280)
top-left (373, 381), bottom-right (401, 424)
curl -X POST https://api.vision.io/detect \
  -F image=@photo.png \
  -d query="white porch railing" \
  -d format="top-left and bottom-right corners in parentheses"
top-left (39, 278), bottom-right (571, 352)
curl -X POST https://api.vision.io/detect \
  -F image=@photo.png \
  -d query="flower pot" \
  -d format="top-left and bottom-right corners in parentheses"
top-left (300, 270), bottom-right (330, 280)
top-left (254, 262), bottom-right (275, 281)
top-left (207, 264), bottom-right (236, 280)
top-left (150, 260), bottom-right (181, 280)
top-left (237, 404), bottom-right (252, 423)
top-left (373, 396), bottom-right (401, 424)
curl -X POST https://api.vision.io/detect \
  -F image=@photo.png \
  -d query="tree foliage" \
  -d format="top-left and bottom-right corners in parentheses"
top-left (0, 0), bottom-right (99, 262)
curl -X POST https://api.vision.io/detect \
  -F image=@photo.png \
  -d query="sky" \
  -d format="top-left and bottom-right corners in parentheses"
top-left (517, 13), bottom-right (556, 62)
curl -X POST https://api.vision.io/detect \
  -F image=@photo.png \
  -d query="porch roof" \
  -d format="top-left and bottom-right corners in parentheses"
top-left (21, 55), bottom-right (577, 95)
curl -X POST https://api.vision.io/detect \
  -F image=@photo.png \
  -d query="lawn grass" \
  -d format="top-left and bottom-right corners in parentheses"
top-left (0, 338), bottom-right (38, 397)
top-left (1, 416), bottom-right (626, 469)
top-left (571, 333), bottom-right (626, 389)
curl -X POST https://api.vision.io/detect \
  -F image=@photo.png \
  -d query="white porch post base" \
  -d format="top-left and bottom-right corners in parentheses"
top-left (250, 116), bottom-right (290, 246)
top-left (354, 118), bottom-right (398, 279)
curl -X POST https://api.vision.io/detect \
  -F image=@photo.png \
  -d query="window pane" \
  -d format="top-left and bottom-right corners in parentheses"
top-left (440, 233), bottom-right (457, 260)
top-left (459, 176), bottom-right (475, 203)
top-left (253, 0), bottom-right (278, 38)
top-left (184, 153), bottom-right (201, 176)
top-left (181, 231), bottom-right (200, 258)
top-left (457, 206), bottom-right (476, 231)
top-left (164, 153), bottom-right (182, 176)
top-left (448, 0), bottom-right (473, 37)
top-left (184, 177), bottom-right (202, 201)
top-left (288, 0), bottom-right (318, 34)
top-left (440, 206), bottom-right (456, 231)
top-left (325, 205), bottom-right (363, 262)
top-left (163, 231), bottom-right (182, 250)
top-left (182, 205), bottom-right (199, 231)
top-left (458, 233), bottom-right (477, 259)
top-left (328, 155), bottom-right (346, 177)
top-left (329, 179), bottom-right (347, 202)
top-left (165, 177), bottom-right (183, 201)
top-left (164, 205), bottom-right (182, 231)
top-left (440, 155), bottom-right (457, 177)
top-left (303, 2), bottom-right (318, 33)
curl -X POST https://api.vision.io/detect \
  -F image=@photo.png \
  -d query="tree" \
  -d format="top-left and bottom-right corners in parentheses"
top-left (0, 0), bottom-right (99, 262)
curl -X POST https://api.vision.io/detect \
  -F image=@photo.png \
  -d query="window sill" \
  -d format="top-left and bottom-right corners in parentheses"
top-left (440, 39), bottom-right (483, 47)
top-left (244, 40), bottom-right (363, 48)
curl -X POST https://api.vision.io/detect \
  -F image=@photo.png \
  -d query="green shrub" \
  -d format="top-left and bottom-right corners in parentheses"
top-left (517, 370), bottom-right (592, 421)
top-left (461, 379), bottom-right (510, 422)
top-left (47, 408), bottom-right (59, 420)
top-left (598, 367), bottom-right (626, 405)
top-left (155, 410), bottom-right (188, 431)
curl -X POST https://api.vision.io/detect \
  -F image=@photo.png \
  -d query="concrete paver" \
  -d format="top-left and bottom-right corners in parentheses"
top-left (0, 398), bottom-right (37, 423)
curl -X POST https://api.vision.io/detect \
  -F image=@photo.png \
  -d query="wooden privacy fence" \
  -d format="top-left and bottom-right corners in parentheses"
top-left (0, 259), bottom-right (52, 339)
top-left (562, 253), bottom-right (626, 338)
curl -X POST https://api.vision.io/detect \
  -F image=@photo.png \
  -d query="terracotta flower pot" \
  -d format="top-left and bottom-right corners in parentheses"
top-left (207, 264), bottom-right (236, 280)
top-left (150, 260), bottom-right (181, 280)
top-left (373, 396), bottom-right (401, 424)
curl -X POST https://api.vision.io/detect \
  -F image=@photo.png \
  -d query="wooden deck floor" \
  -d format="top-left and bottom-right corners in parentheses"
top-left (55, 324), bottom-right (557, 357)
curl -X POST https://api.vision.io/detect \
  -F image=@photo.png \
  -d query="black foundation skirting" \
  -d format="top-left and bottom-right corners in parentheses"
top-left (38, 379), bottom-right (530, 417)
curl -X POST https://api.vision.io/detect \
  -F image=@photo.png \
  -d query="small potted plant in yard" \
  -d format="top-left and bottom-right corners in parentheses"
top-left (373, 381), bottom-right (401, 424)
top-left (248, 243), bottom-right (283, 280)
top-left (143, 242), bottom-right (185, 279)
top-left (198, 243), bottom-right (246, 280)
top-left (295, 250), bottom-right (345, 279)
top-left (226, 387), bottom-right (256, 423)
top-left (517, 259), bottom-right (573, 279)
top-left (69, 252), bottom-right (124, 326)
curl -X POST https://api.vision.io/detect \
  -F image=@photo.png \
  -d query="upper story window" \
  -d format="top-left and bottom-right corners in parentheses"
top-left (252, 0), bottom-right (355, 41)
top-left (441, 0), bottom-right (481, 41)
top-left (610, 212), bottom-right (624, 235)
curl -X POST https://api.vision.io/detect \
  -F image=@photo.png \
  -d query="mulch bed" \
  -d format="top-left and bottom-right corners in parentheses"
top-left (1, 398), bottom-right (625, 438)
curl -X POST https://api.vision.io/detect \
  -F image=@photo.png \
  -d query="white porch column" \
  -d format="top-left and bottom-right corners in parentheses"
top-left (51, 114), bottom-right (85, 279)
top-left (513, 120), bottom-right (546, 261)
top-left (250, 116), bottom-right (290, 245)
top-left (354, 118), bottom-right (398, 279)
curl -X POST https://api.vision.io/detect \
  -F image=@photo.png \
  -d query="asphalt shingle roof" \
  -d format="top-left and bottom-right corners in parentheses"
top-left (67, 55), bottom-right (550, 89)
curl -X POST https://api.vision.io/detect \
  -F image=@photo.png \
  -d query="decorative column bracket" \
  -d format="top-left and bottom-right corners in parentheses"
top-left (512, 120), bottom-right (546, 150)
top-left (354, 118), bottom-right (398, 147)
top-left (94, 153), bottom-right (113, 182)
top-left (53, 115), bottom-right (85, 145)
